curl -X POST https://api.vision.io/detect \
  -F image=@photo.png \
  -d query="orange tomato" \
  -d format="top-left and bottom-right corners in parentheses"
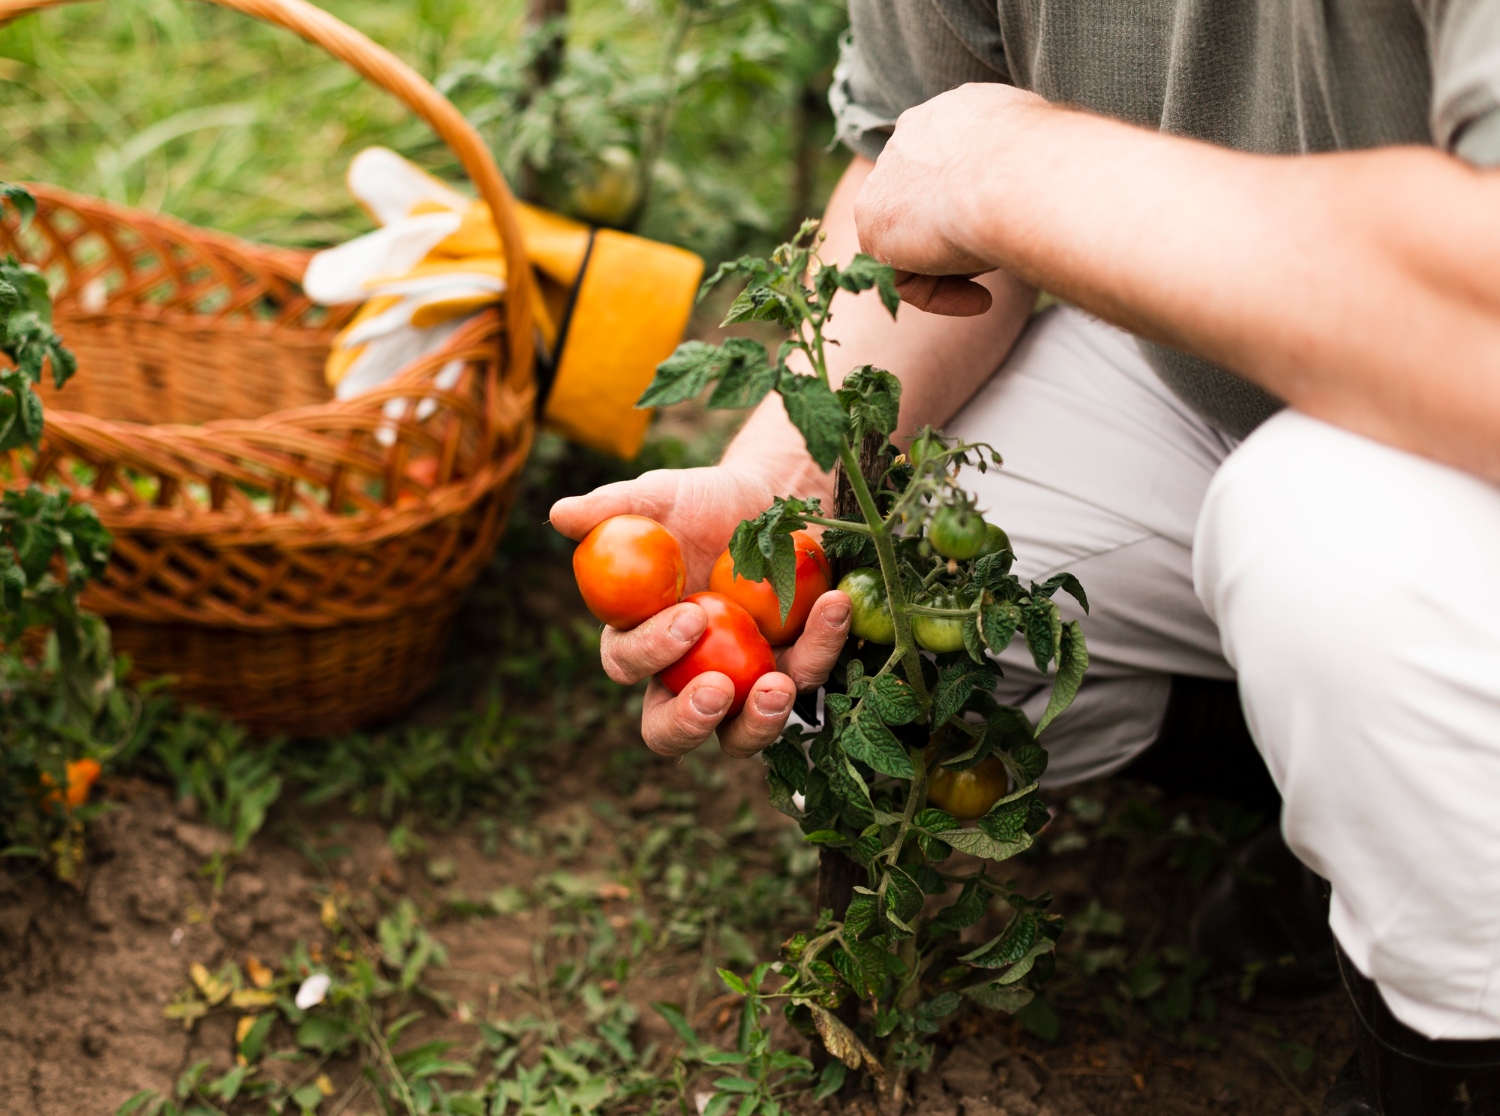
top-left (40, 758), bottom-right (103, 812)
top-left (926, 754), bottom-right (1007, 820)
top-left (573, 515), bottom-right (686, 630)
top-left (658, 591), bottom-right (777, 717)
top-left (708, 531), bottom-right (831, 645)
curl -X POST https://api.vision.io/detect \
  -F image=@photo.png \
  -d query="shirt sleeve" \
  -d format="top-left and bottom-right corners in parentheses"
top-left (1425, 0), bottom-right (1500, 165)
top-left (830, 0), bottom-right (1011, 161)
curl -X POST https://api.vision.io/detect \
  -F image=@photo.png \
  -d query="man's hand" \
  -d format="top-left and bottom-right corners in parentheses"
top-left (550, 465), bottom-right (849, 758)
top-left (855, 83), bottom-right (1051, 317)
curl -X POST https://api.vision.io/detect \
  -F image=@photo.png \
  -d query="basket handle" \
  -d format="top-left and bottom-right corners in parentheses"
top-left (0, 0), bottom-right (534, 391)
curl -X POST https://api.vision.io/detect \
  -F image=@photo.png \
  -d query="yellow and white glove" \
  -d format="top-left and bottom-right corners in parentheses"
top-left (303, 147), bottom-right (703, 459)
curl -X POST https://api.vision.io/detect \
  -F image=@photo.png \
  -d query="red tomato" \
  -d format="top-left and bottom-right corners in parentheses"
top-left (573, 515), bottom-right (686, 629)
top-left (659, 591), bottom-right (777, 717)
top-left (708, 531), bottom-right (832, 645)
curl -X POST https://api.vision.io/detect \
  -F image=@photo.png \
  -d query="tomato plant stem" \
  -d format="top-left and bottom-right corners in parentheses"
top-left (838, 440), bottom-right (928, 710)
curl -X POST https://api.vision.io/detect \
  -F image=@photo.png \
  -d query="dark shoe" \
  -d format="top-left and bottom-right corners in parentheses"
top-left (1323, 1051), bottom-right (1379, 1115)
top-left (1192, 824), bottom-right (1339, 998)
top-left (1331, 942), bottom-right (1500, 1115)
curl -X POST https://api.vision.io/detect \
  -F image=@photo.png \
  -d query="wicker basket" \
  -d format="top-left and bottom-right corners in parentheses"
top-left (0, 0), bottom-right (537, 735)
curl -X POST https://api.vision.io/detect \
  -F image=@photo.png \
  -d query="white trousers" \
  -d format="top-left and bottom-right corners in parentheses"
top-left (947, 306), bottom-right (1500, 1040)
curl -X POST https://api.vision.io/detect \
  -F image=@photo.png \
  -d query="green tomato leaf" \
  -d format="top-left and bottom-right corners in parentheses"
top-left (0, 182), bottom-right (37, 226)
top-left (869, 674), bottom-right (922, 726)
top-left (959, 909), bottom-right (1040, 969)
top-left (978, 600), bottom-right (1021, 657)
top-left (705, 338), bottom-right (778, 410)
top-left (842, 893), bottom-right (877, 941)
top-left (727, 497), bottom-right (818, 621)
top-left (961, 980), bottom-right (1035, 1014)
top-left (836, 365), bottom-right (902, 442)
top-left (764, 739), bottom-right (809, 794)
top-left (776, 371), bottom-right (848, 472)
top-left (1033, 571), bottom-right (1089, 614)
top-left (640, 337), bottom-right (775, 409)
top-left (1022, 597), bottom-right (1063, 672)
top-left (1037, 621), bottom-right (1088, 733)
top-left (932, 661), bottom-right (999, 728)
top-left (836, 255), bottom-right (902, 318)
top-left (928, 879), bottom-right (990, 934)
top-left (881, 866), bottom-right (925, 935)
top-left (841, 716), bottom-right (915, 778)
top-left (941, 826), bottom-right (1033, 863)
top-left (766, 771), bottom-right (802, 820)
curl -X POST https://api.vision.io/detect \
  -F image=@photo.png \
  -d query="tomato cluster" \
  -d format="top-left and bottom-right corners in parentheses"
top-left (573, 517), bottom-right (840, 720)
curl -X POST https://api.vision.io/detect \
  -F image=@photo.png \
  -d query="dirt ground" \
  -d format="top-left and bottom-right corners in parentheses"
top-left (0, 746), bottom-right (1350, 1116)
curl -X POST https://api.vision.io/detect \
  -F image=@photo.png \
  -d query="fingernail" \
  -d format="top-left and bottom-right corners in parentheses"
top-left (690, 687), bottom-right (730, 717)
top-left (756, 690), bottom-right (792, 716)
top-left (824, 602), bottom-right (851, 627)
top-left (670, 610), bottom-right (706, 642)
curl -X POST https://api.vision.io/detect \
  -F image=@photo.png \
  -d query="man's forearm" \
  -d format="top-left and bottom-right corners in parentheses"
top-left (947, 100), bottom-right (1500, 481)
top-left (721, 156), bottom-right (1036, 496)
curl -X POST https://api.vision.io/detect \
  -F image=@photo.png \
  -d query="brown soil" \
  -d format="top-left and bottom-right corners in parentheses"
top-left (0, 754), bottom-right (1351, 1116)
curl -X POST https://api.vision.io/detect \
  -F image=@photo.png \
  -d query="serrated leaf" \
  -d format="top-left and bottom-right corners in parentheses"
top-left (941, 826), bottom-right (1033, 863)
top-left (703, 337), bottom-right (778, 409)
top-left (1022, 597), bottom-right (1063, 672)
top-left (777, 371), bottom-right (848, 471)
top-left (959, 910), bottom-right (1040, 969)
top-left (637, 341), bottom-right (724, 407)
top-left (972, 550), bottom-right (1017, 589)
top-left (836, 365), bottom-right (902, 442)
top-left (869, 674), bottom-right (922, 726)
top-left (932, 661), bottom-right (999, 728)
top-left (1037, 621), bottom-right (1088, 732)
top-left (764, 739), bottom-right (808, 792)
top-left (842, 894), bottom-right (877, 940)
top-left (1, 182), bottom-right (37, 226)
top-left (881, 866), bottom-right (924, 929)
top-left (836, 255), bottom-right (901, 318)
top-left (988, 935), bottom-right (1056, 987)
top-left (1034, 572), bottom-right (1089, 613)
top-left (766, 771), bottom-right (801, 820)
top-left (1008, 743), bottom-right (1049, 784)
top-left (914, 807), bottom-right (958, 833)
top-left (962, 612), bottom-right (986, 663)
top-left (928, 880), bottom-right (990, 934)
top-left (978, 601), bottom-right (1020, 656)
top-left (962, 980), bottom-right (1035, 1013)
top-left (820, 524), bottom-right (877, 566)
top-left (841, 717), bottom-right (915, 778)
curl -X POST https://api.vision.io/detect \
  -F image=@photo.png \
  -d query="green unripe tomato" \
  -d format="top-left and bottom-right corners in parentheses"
top-left (976, 523), bottom-right (1011, 558)
top-left (911, 592), bottom-right (968, 653)
top-left (928, 506), bottom-right (989, 560)
top-left (837, 568), bottom-right (895, 644)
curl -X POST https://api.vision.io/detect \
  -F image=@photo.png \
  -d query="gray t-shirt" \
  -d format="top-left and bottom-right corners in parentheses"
top-left (831, 0), bottom-right (1500, 438)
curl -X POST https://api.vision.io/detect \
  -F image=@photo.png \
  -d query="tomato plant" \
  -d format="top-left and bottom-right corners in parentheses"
top-left (0, 182), bottom-right (118, 884)
top-left (638, 223), bottom-right (1091, 1113)
top-left (712, 530), bottom-right (830, 644)
top-left (573, 514), bottom-right (686, 629)
top-left (658, 591), bottom-right (777, 716)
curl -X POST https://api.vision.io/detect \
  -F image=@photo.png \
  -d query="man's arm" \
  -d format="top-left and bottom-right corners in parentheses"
top-left (854, 84), bottom-right (1500, 483)
top-left (722, 156), bottom-right (1036, 491)
top-left (549, 154), bottom-right (1036, 758)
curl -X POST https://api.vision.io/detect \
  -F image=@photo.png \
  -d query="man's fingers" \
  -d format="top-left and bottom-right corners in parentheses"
top-left (778, 591), bottom-right (852, 690)
top-left (893, 272), bottom-right (994, 317)
top-left (599, 602), bottom-right (707, 684)
top-left (549, 478), bottom-right (668, 540)
top-left (718, 674), bottom-right (798, 758)
top-left (641, 673), bottom-right (735, 757)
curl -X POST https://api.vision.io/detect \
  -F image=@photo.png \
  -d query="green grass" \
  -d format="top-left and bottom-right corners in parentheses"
top-left (0, 0), bottom-right (848, 258)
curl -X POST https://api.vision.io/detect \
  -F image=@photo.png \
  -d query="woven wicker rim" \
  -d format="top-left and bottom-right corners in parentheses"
top-left (0, 0), bottom-right (535, 396)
